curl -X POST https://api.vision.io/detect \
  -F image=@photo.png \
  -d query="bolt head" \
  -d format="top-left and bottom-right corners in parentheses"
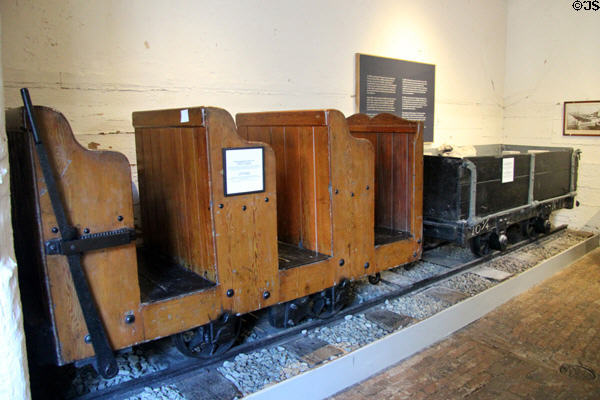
top-left (125, 314), bottom-right (135, 324)
top-left (226, 289), bottom-right (234, 297)
top-left (83, 228), bottom-right (90, 234)
top-left (242, 205), bottom-right (247, 211)
top-left (364, 262), bottom-right (370, 269)
top-left (51, 227), bottom-right (58, 233)
top-left (219, 203), bottom-right (224, 209)
top-left (84, 334), bottom-right (91, 344)
top-left (263, 291), bottom-right (270, 299)
top-left (117, 215), bottom-right (124, 221)
top-left (339, 259), bottom-right (345, 266)
top-left (265, 197), bottom-right (269, 202)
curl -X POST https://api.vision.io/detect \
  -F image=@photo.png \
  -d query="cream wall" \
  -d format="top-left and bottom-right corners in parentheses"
top-left (504, 0), bottom-right (600, 231)
top-left (2, 0), bottom-right (507, 175)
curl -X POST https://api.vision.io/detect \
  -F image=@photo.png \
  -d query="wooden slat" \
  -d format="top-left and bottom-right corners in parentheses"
top-left (346, 113), bottom-right (419, 133)
top-left (236, 110), bottom-right (328, 127)
top-left (378, 133), bottom-right (394, 230)
top-left (278, 259), bottom-right (333, 303)
top-left (313, 126), bottom-right (333, 255)
top-left (413, 123), bottom-right (424, 252)
top-left (132, 107), bottom-right (205, 128)
top-left (299, 126), bottom-right (317, 252)
top-left (282, 126), bottom-right (303, 246)
top-left (392, 134), bottom-right (409, 232)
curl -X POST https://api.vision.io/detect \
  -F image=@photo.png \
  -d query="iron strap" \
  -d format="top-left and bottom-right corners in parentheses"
top-left (45, 228), bottom-right (136, 256)
top-left (21, 88), bottom-right (119, 379)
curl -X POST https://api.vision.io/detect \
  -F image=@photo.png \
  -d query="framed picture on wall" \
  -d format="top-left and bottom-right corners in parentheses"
top-left (563, 100), bottom-right (600, 136)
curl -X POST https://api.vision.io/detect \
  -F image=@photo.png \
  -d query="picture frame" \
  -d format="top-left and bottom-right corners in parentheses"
top-left (563, 100), bottom-right (600, 136)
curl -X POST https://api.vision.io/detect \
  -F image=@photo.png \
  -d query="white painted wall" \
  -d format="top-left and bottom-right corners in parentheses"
top-left (2, 0), bottom-right (506, 142)
top-left (0, 19), bottom-right (32, 400)
top-left (504, 0), bottom-right (600, 232)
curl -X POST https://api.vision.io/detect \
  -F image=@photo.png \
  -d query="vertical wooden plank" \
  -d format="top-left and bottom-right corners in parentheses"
top-left (179, 128), bottom-right (203, 275)
top-left (392, 133), bottom-right (409, 232)
top-left (266, 126), bottom-right (289, 244)
top-left (238, 125), bottom-right (249, 141)
top-left (158, 128), bottom-right (179, 260)
top-left (313, 126), bottom-right (332, 255)
top-left (412, 125), bottom-right (424, 247)
top-left (174, 128), bottom-right (193, 268)
top-left (299, 126), bottom-right (317, 252)
top-left (377, 133), bottom-right (393, 230)
top-left (196, 127), bottom-right (218, 280)
top-left (139, 129), bottom-right (156, 249)
top-left (135, 128), bottom-right (150, 244)
top-left (247, 125), bottom-right (272, 146)
top-left (149, 129), bottom-right (166, 253)
top-left (282, 126), bottom-right (302, 246)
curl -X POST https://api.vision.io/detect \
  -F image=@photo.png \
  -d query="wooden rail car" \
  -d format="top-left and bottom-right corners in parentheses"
top-left (7, 105), bottom-right (279, 374)
top-left (347, 113), bottom-right (424, 280)
top-left (236, 110), bottom-right (375, 326)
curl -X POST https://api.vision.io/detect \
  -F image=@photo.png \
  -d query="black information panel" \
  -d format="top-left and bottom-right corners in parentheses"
top-left (356, 54), bottom-right (435, 142)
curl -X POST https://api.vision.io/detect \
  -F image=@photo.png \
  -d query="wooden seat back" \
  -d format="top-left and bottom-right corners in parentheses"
top-left (236, 110), bottom-right (375, 282)
top-left (133, 107), bottom-right (279, 313)
top-left (347, 113), bottom-right (423, 268)
top-left (6, 106), bottom-right (143, 365)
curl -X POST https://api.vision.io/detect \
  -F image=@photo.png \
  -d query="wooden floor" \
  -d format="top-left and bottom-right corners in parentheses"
top-left (331, 248), bottom-right (600, 399)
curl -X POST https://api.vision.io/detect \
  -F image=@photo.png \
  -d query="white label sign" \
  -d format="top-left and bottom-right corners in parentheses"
top-left (223, 147), bottom-right (265, 196)
top-left (180, 109), bottom-right (189, 123)
top-left (501, 157), bottom-right (514, 183)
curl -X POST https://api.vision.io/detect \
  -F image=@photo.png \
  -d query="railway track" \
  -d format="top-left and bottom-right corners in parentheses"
top-left (68, 226), bottom-right (580, 400)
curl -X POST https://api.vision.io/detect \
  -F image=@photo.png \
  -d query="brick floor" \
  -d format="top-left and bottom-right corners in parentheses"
top-left (331, 248), bottom-right (600, 399)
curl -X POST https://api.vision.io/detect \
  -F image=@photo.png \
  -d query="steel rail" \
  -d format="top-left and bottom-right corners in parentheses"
top-left (76, 226), bottom-right (567, 400)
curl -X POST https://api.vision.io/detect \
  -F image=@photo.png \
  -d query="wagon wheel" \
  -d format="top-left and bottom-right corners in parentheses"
top-left (368, 273), bottom-right (381, 285)
top-left (506, 224), bottom-right (522, 244)
top-left (469, 234), bottom-right (491, 257)
top-left (522, 219), bottom-right (537, 239)
top-left (173, 313), bottom-right (240, 359)
top-left (534, 217), bottom-right (551, 234)
top-left (268, 296), bottom-right (310, 328)
top-left (311, 279), bottom-right (353, 319)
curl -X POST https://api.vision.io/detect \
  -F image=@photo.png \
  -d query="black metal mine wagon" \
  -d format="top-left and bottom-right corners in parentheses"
top-left (423, 144), bottom-right (579, 256)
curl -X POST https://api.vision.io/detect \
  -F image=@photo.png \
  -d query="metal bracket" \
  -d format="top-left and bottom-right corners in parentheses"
top-left (45, 228), bottom-right (135, 256)
top-left (21, 88), bottom-right (119, 379)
